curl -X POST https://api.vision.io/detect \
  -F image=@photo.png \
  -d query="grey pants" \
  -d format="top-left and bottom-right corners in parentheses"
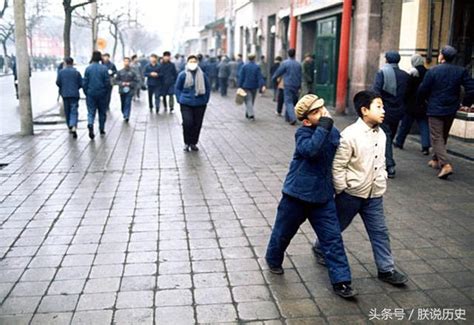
top-left (428, 115), bottom-right (455, 166)
top-left (244, 88), bottom-right (257, 117)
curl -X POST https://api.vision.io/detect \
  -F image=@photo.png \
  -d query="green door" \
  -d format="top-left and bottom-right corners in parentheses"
top-left (314, 16), bottom-right (340, 106)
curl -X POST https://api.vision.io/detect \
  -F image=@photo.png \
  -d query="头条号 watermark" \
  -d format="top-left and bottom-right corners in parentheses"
top-left (368, 308), bottom-right (467, 321)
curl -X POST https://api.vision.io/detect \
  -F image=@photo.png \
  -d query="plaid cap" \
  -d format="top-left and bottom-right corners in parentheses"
top-left (294, 94), bottom-right (325, 121)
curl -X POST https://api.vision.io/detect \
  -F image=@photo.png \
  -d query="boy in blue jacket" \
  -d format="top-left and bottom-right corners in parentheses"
top-left (265, 94), bottom-right (356, 298)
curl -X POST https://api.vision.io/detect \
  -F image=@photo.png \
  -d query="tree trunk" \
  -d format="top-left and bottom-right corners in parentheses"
top-left (27, 34), bottom-right (33, 57)
top-left (13, 0), bottom-right (33, 135)
top-left (111, 25), bottom-right (118, 60)
top-left (119, 30), bottom-right (125, 58)
top-left (91, 1), bottom-right (97, 51)
top-left (63, 8), bottom-right (72, 57)
top-left (2, 42), bottom-right (8, 73)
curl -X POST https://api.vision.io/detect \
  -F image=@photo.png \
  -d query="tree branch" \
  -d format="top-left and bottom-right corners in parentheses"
top-left (0, 0), bottom-right (8, 19)
top-left (71, 0), bottom-right (95, 11)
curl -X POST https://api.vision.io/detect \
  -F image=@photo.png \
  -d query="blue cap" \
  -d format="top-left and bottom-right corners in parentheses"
top-left (385, 51), bottom-right (401, 64)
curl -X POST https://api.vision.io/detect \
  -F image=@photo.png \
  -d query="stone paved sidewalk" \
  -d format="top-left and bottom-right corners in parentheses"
top-left (0, 92), bottom-right (473, 324)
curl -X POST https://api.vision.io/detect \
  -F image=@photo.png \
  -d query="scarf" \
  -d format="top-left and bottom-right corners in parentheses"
top-left (184, 66), bottom-right (206, 96)
top-left (381, 63), bottom-right (398, 96)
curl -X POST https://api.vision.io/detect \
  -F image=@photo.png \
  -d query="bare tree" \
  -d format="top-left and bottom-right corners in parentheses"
top-left (13, 0), bottom-right (33, 135)
top-left (126, 28), bottom-right (160, 56)
top-left (25, 0), bottom-right (47, 57)
top-left (105, 13), bottom-right (126, 60)
top-left (0, 20), bottom-right (14, 62)
top-left (62, 0), bottom-right (96, 57)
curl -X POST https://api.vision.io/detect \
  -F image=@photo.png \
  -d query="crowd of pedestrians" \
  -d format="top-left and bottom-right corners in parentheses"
top-left (15, 40), bottom-right (469, 302)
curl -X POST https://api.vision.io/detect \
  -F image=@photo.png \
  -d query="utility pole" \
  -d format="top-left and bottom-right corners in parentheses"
top-left (91, 0), bottom-right (98, 50)
top-left (13, 0), bottom-right (33, 135)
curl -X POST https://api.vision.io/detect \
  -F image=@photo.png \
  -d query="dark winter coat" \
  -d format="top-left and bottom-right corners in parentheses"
top-left (238, 61), bottom-right (265, 90)
top-left (144, 63), bottom-right (160, 87)
top-left (417, 62), bottom-right (474, 117)
top-left (373, 66), bottom-right (410, 123)
top-left (282, 125), bottom-right (340, 204)
top-left (56, 66), bottom-right (82, 98)
top-left (115, 67), bottom-right (138, 94)
top-left (83, 62), bottom-right (110, 97)
top-left (175, 70), bottom-right (211, 107)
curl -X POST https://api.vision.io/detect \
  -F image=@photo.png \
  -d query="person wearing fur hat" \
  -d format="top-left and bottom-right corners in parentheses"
top-left (265, 94), bottom-right (356, 299)
top-left (418, 45), bottom-right (474, 179)
top-left (373, 51), bottom-right (410, 178)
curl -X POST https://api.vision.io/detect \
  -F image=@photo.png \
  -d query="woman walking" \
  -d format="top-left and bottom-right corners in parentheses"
top-left (175, 55), bottom-right (211, 152)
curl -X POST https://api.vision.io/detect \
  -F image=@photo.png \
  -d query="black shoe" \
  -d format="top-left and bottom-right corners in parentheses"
top-left (248, 116), bottom-right (255, 121)
top-left (183, 145), bottom-right (190, 152)
top-left (245, 113), bottom-right (249, 119)
top-left (289, 120), bottom-right (297, 125)
top-left (72, 131), bottom-right (78, 139)
top-left (170, 108), bottom-right (174, 113)
top-left (100, 129), bottom-right (106, 135)
top-left (393, 142), bottom-right (403, 150)
top-left (421, 147), bottom-right (430, 155)
top-left (312, 246), bottom-right (326, 266)
top-left (333, 282), bottom-right (357, 299)
top-left (124, 118), bottom-right (129, 123)
top-left (268, 265), bottom-right (284, 275)
top-left (190, 144), bottom-right (199, 151)
top-left (378, 269), bottom-right (408, 286)
top-left (387, 166), bottom-right (396, 178)
top-left (87, 125), bottom-right (95, 140)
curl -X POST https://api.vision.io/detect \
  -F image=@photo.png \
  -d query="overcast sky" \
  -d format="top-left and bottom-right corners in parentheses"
top-left (47, 0), bottom-right (180, 52)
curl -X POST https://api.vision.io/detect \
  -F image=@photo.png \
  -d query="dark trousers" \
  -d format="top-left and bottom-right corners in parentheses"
top-left (63, 97), bottom-right (79, 128)
top-left (315, 192), bottom-right (394, 273)
top-left (147, 85), bottom-right (160, 110)
top-left (219, 78), bottom-right (228, 96)
top-left (428, 115), bottom-right (455, 166)
top-left (180, 104), bottom-right (207, 145)
top-left (283, 87), bottom-right (299, 122)
top-left (380, 120), bottom-right (400, 168)
top-left (162, 84), bottom-right (175, 109)
top-left (276, 89), bottom-right (284, 114)
top-left (210, 76), bottom-right (218, 91)
top-left (395, 114), bottom-right (431, 149)
top-left (86, 95), bottom-right (107, 130)
top-left (105, 86), bottom-right (113, 110)
top-left (266, 194), bottom-right (351, 285)
top-left (120, 92), bottom-right (133, 119)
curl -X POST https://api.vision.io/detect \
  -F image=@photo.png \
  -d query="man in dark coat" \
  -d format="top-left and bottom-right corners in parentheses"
top-left (373, 51), bottom-right (409, 178)
top-left (56, 57), bottom-right (82, 138)
top-left (272, 48), bottom-right (302, 125)
top-left (418, 45), bottom-right (474, 179)
top-left (83, 50), bottom-right (110, 139)
top-left (158, 51), bottom-right (178, 113)
top-left (101, 53), bottom-right (117, 110)
top-left (144, 54), bottom-right (161, 113)
top-left (217, 56), bottom-right (231, 96)
top-left (115, 57), bottom-right (139, 122)
top-left (206, 57), bottom-right (219, 91)
top-left (302, 53), bottom-right (315, 95)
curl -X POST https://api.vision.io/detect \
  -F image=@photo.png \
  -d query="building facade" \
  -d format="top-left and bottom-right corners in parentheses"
top-left (178, 0), bottom-right (472, 110)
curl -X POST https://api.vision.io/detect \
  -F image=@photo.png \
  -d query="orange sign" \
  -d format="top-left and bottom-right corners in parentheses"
top-left (97, 38), bottom-right (107, 50)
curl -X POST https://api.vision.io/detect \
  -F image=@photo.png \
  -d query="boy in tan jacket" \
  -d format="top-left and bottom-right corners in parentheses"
top-left (313, 90), bottom-right (408, 286)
